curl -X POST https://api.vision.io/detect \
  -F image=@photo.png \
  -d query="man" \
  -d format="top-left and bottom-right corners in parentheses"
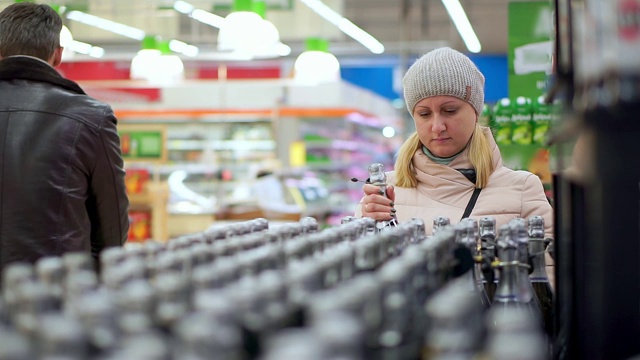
top-left (0, 3), bottom-right (129, 268)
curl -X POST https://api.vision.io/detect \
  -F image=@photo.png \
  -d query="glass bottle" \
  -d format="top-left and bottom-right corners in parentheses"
top-left (12, 281), bottom-right (57, 341)
top-left (368, 163), bottom-right (397, 231)
top-left (312, 310), bottom-right (365, 360)
top-left (153, 272), bottom-right (190, 331)
top-left (2, 262), bottom-right (35, 315)
top-left (74, 291), bottom-right (120, 354)
top-left (36, 314), bottom-right (89, 360)
top-left (35, 257), bottom-right (65, 310)
top-left (454, 220), bottom-right (491, 309)
top-left (509, 219), bottom-right (543, 320)
top-left (432, 216), bottom-right (451, 236)
top-left (485, 306), bottom-right (547, 360)
top-left (0, 327), bottom-right (32, 360)
top-left (528, 215), bottom-right (554, 337)
top-left (423, 277), bottom-right (486, 359)
top-left (173, 311), bottom-right (244, 360)
top-left (114, 279), bottom-right (156, 335)
top-left (479, 216), bottom-right (498, 302)
top-left (491, 224), bottom-right (541, 322)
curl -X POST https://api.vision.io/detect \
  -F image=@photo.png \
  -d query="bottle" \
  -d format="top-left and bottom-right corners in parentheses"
top-left (261, 329), bottom-right (324, 360)
top-left (173, 311), bottom-right (244, 360)
top-left (2, 262), bottom-right (35, 315)
top-left (432, 216), bottom-right (451, 236)
top-left (454, 220), bottom-right (491, 309)
top-left (36, 314), bottom-right (89, 360)
top-left (492, 98), bottom-right (513, 145)
top-left (114, 279), bottom-right (156, 335)
top-left (367, 163), bottom-right (397, 231)
top-left (509, 219), bottom-right (542, 314)
top-left (423, 277), bottom-right (486, 359)
top-left (479, 217), bottom-right (498, 302)
top-left (376, 258), bottom-right (415, 359)
top-left (408, 218), bottom-right (427, 243)
top-left (0, 327), bottom-right (32, 360)
top-left (300, 216), bottom-right (319, 233)
top-left (532, 95), bottom-right (553, 145)
top-left (312, 310), bottom-right (365, 360)
top-left (528, 215), bottom-right (554, 337)
top-left (491, 225), bottom-right (541, 322)
top-left (74, 292), bottom-right (120, 354)
top-left (485, 306), bottom-right (547, 360)
top-left (511, 96), bottom-right (533, 145)
top-left (153, 272), bottom-right (190, 330)
top-left (35, 257), bottom-right (65, 310)
top-left (12, 281), bottom-right (58, 340)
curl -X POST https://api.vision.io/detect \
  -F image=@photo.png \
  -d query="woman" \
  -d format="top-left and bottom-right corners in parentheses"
top-left (357, 47), bottom-right (554, 240)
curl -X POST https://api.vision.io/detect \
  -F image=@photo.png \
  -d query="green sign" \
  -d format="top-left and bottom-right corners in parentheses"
top-left (119, 129), bottom-right (165, 161)
top-left (508, 1), bottom-right (554, 99)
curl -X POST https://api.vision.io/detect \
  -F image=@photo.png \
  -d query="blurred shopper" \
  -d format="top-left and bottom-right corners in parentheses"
top-left (0, 3), bottom-right (129, 269)
top-left (356, 47), bottom-right (553, 239)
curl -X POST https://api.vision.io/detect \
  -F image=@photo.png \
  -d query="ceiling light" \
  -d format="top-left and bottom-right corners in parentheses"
top-left (67, 11), bottom-right (199, 57)
top-left (441, 0), bottom-right (482, 53)
top-left (294, 38), bottom-right (340, 86)
top-left (131, 36), bottom-right (184, 85)
top-left (67, 11), bottom-right (146, 40)
top-left (298, 0), bottom-right (385, 54)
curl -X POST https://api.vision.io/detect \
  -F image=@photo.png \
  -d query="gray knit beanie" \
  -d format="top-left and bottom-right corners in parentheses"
top-left (403, 47), bottom-right (485, 115)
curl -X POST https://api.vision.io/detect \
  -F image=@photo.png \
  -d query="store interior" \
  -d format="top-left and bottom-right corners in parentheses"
top-left (2, 0), bottom-right (640, 359)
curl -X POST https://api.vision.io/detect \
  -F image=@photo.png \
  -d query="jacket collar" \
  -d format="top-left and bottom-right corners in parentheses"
top-left (0, 56), bottom-right (86, 95)
top-left (412, 126), bottom-right (503, 187)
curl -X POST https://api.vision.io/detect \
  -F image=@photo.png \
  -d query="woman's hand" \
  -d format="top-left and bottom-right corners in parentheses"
top-left (360, 184), bottom-right (396, 221)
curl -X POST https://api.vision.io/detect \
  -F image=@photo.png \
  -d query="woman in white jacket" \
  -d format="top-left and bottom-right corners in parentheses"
top-left (357, 47), bottom-right (553, 240)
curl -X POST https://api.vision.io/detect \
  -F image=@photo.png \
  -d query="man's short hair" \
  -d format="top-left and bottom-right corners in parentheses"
top-left (0, 3), bottom-right (62, 61)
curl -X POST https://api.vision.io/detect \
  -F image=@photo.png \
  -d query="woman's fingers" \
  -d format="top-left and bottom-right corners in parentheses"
top-left (360, 195), bottom-right (396, 221)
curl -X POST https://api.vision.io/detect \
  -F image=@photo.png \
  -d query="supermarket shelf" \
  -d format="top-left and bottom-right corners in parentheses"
top-left (167, 139), bottom-right (276, 151)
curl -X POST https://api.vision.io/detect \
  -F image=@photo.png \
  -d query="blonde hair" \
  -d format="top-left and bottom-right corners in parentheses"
top-left (394, 123), bottom-right (494, 189)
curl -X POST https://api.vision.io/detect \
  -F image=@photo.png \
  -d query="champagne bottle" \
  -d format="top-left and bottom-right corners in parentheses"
top-left (485, 306), bottom-right (547, 360)
top-left (454, 220), bottom-right (491, 309)
top-left (528, 215), bottom-right (554, 337)
top-left (36, 314), bottom-right (89, 360)
top-left (479, 216), bottom-right (498, 302)
top-left (424, 277), bottom-right (486, 359)
top-left (432, 216), bottom-right (451, 236)
top-left (0, 327), bottom-right (32, 360)
top-left (491, 224), bottom-right (541, 322)
top-left (2, 262), bottom-right (35, 315)
top-left (35, 257), bottom-right (65, 310)
top-left (174, 311), bottom-right (244, 360)
top-left (312, 311), bottom-right (365, 360)
top-left (367, 163), bottom-right (397, 231)
top-left (114, 279), bottom-right (156, 335)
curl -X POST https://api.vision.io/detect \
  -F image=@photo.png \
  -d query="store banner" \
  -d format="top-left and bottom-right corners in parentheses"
top-left (508, 1), bottom-right (554, 99)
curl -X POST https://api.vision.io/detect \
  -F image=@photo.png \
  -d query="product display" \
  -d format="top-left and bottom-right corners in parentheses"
top-left (0, 214), bottom-right (550, 359)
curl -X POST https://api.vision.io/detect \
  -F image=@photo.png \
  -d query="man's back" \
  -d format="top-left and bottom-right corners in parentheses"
top-left (0, 56), bottom-right (129, 266)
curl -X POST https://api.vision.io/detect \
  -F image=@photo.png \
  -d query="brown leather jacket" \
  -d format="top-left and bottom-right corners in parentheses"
top-left (0, 56), bottom-right (129, 268)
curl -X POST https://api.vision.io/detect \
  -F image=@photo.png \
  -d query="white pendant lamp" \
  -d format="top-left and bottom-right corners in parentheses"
top-left (294, 38), bottom-right (341, 86)
top-left (130, 36), bottom-right (184, 85)
top-left (217, 0), bottom-right (288, 58)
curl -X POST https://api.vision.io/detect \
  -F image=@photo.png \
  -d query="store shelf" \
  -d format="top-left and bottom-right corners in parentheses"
top-left (127, 181), bottom-right (170, 243)
top-left (167, 139), bottom-right (275, 151)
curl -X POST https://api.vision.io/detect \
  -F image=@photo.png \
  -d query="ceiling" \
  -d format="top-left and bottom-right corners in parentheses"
top-left (0, 0), bottom-right (523, 60)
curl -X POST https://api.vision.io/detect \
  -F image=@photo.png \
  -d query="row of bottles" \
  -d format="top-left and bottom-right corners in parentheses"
top-left (0, 214), bottom-right (550, 359)
top-left (481, 96), bottom-right (561, 146)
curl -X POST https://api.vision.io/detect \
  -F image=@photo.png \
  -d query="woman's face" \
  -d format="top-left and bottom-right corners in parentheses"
top-left (412, 96), bottom-right (477, 158)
